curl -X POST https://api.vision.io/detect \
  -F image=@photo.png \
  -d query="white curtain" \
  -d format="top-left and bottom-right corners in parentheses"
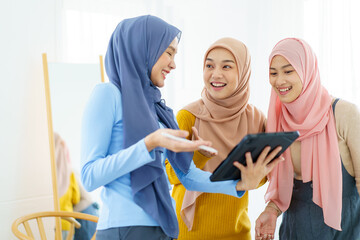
top-left (304, 0), bottom-right (360, 105)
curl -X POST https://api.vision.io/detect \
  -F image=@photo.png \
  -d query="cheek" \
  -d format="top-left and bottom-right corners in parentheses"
top-left (229, 72), bottom-right (239, 87)
top-left (269, 78), bottom-right (276, 87)
top-left (203, 71), bottom-right (211, 83)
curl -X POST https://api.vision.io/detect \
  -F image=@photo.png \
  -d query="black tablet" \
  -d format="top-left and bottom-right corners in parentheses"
top-left (210, 131), bottom-right (299, 182)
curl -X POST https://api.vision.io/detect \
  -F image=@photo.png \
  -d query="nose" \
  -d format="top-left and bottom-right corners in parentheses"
top-left (274, 74), bottom-right (287, 86)
top-left (169, 59), bottom-right (176, 70)
top-left (212, 68), bottom-right (223, 79)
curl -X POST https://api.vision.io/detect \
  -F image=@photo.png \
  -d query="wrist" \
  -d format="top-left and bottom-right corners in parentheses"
top-left (265, 202), bottom-right (282, 217)
top-left (144, 132), bottom-right (157, 152)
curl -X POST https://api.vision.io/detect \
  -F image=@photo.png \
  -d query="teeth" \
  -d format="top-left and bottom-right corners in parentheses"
top-left (279, 87), bottom-right (291, 92)
top-left (162, 71), bottom-right (168, 76)
top-left (211, 82), bottom-right (226, 87)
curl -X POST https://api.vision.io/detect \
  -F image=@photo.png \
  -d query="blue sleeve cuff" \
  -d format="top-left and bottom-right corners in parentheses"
top-left (171, 160), bottom-right (244, 198)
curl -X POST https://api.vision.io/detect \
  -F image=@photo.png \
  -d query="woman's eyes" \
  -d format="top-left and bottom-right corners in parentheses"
top-left (269, 70), bottom-right (293, 76)
top-left (167, 52), bottom-right (172, 57)
top-left (205, 64), bottom-right (233, 69)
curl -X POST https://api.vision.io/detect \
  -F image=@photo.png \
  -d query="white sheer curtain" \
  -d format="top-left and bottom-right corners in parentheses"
top-left (304, 0), bottom-right (360, 105)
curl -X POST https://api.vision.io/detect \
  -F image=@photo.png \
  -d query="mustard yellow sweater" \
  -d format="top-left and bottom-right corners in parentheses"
top-left (166, 110), bottom-right (266, 240)
top-left (59, 172), bottom-right (80, 231)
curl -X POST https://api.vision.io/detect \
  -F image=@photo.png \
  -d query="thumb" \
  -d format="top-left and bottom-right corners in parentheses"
top-left (192, 127), bottom-right (202, 140)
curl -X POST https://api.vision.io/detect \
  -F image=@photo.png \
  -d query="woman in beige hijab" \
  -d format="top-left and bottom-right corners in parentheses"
top-left (166, 37), bottom-right (281, 240)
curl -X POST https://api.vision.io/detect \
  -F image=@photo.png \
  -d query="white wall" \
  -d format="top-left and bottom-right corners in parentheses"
top-left (0, 0), bottom-right (57, 238)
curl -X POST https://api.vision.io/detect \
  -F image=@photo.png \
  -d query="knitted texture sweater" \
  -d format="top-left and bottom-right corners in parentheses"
top-left (166, 109), bottom-right (266, 240)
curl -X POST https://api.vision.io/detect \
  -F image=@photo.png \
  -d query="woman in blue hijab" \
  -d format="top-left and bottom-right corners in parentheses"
top-left (81, 15), bottom-right (282, 240)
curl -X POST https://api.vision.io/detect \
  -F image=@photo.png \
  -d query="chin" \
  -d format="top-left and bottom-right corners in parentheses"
top-left (157, 82), bottom-right (165, 88)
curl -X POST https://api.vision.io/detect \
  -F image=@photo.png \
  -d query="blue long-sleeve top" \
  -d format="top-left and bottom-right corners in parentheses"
top-left (81, 83), bottom-right (245, 230)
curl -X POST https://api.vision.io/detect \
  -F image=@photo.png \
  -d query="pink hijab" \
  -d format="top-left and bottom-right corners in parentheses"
top-left (54, 132), bottom-right (72, 197)
top-left (265, 38), bottom-right (342, 230)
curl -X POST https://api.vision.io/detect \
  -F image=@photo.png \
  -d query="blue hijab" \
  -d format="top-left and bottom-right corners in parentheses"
top-left (105, 15), bottom-right (192, 238)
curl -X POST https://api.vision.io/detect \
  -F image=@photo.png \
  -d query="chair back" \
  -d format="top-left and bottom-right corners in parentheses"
top-left (12, 211), bottom-right (98, 240)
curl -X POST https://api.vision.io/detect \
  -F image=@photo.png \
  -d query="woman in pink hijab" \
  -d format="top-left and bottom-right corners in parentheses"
top-left (255, 38), bottom-right (360, 240)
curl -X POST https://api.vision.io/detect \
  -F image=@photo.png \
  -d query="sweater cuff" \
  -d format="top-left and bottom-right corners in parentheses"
top-left (192, 150), bottom-right (211, 169)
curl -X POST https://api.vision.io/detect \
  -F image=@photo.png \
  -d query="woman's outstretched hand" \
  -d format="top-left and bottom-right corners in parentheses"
top-left (191, 127), bottom-right (217, 158)
top-left (234, 146), bottom-right (284, 191)
top-left (144, 128), bottom-right (212, 153)
top-left (255, 204), bottom-right (280, 240)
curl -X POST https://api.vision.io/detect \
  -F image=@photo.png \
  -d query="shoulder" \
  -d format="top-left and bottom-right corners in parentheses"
top-left (176, 109), bottom-right (195, 135)
top-left (84, 82), bottom-right (123, 119)
top-left (89, 83), bottom-right (121, 108)
top-left (92, 82), bottom-right (121, 100)
top-left (333, 98), bottom-right (360, 124)
top-left (246, 104), bottom-right (266, 117)
top-left (182, 99), bottom-right (206, 115)
top-left (246, 104), bottom-right (267, 130)
top-left (177, 109), bottom-right (195, 120)
top-left (333, 98), bottom-right (360, 140)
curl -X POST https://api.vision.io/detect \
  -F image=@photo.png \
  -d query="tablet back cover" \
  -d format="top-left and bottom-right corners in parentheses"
top-left (210, 131), bottom-right (299, 182)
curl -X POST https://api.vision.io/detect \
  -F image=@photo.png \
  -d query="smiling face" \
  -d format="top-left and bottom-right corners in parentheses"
top-left (150, 38), bottom-right (178, 88)
top-left (269, 55), bottom-right (303, 103)
top-left (203, 47), bottom-right (239, 100)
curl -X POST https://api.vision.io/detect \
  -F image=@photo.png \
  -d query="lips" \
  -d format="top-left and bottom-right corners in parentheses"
top-left (162, 70), bottom-right (169, 79)
top-left (211, 82), bottom-right (227, 88)
top-left (277, 86), bottom-right (292, 95)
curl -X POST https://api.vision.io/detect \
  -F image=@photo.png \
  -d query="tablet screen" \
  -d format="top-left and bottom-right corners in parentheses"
top-left (210, 131), bottom-right (299, 182)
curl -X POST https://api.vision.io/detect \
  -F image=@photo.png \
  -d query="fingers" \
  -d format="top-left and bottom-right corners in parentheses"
top-left (245, 152), bottom-right (253, 167)
top-left (263, 146), bottom-right (282, 165)
top-left (265, 156), bottom-right (285, 172)
top-left (165, 129), bottom-right (189, 138)
top-left (255, 222), bottom-right (261, 239)
top-left (255, 232), bottom-right (274, 240)
top-left (257, 146), bottom-right (272, 165)
top-left (159, 129), bottom-right (214, 153)
top-left (233, 160), bottom-right (245, 172)
top-left (191, 127), bottom-right (200, 140)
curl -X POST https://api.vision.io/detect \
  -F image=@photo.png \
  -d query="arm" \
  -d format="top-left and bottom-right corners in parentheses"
top-left (81, 84), bottom-right (155, 191)
top-left (81, 84), bottom-right (213, 192)
top-left (172, 160), bottom-right (245, 197)
top-left (335, 100), bottom-right (360, 195)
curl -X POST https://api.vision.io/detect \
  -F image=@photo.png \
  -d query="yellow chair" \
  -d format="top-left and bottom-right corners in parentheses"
top-left (12, 211), bottom-right (98, 240)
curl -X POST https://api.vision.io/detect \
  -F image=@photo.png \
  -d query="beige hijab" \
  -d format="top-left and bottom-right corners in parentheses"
top-left (54, 132), bottom-right (72, 197)
top-left (180, 38), bottom-right (265, 230)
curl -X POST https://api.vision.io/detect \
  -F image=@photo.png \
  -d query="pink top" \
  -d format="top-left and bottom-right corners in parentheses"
top-left (264, 38), bottom-right (342, 231)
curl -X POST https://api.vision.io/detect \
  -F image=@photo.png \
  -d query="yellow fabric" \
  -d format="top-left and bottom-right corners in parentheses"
top-left (59, 172), bottom-right (80, 231)
top-left (166, 110), bottom-right (266, 240)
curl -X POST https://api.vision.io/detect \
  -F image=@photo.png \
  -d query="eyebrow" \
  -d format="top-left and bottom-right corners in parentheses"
top-left (206, 58), bottom-right (235, 63)
top-left (168, 46), bottom-right (177, 53)
top-left (270, 64), bottom-right (293, 70)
